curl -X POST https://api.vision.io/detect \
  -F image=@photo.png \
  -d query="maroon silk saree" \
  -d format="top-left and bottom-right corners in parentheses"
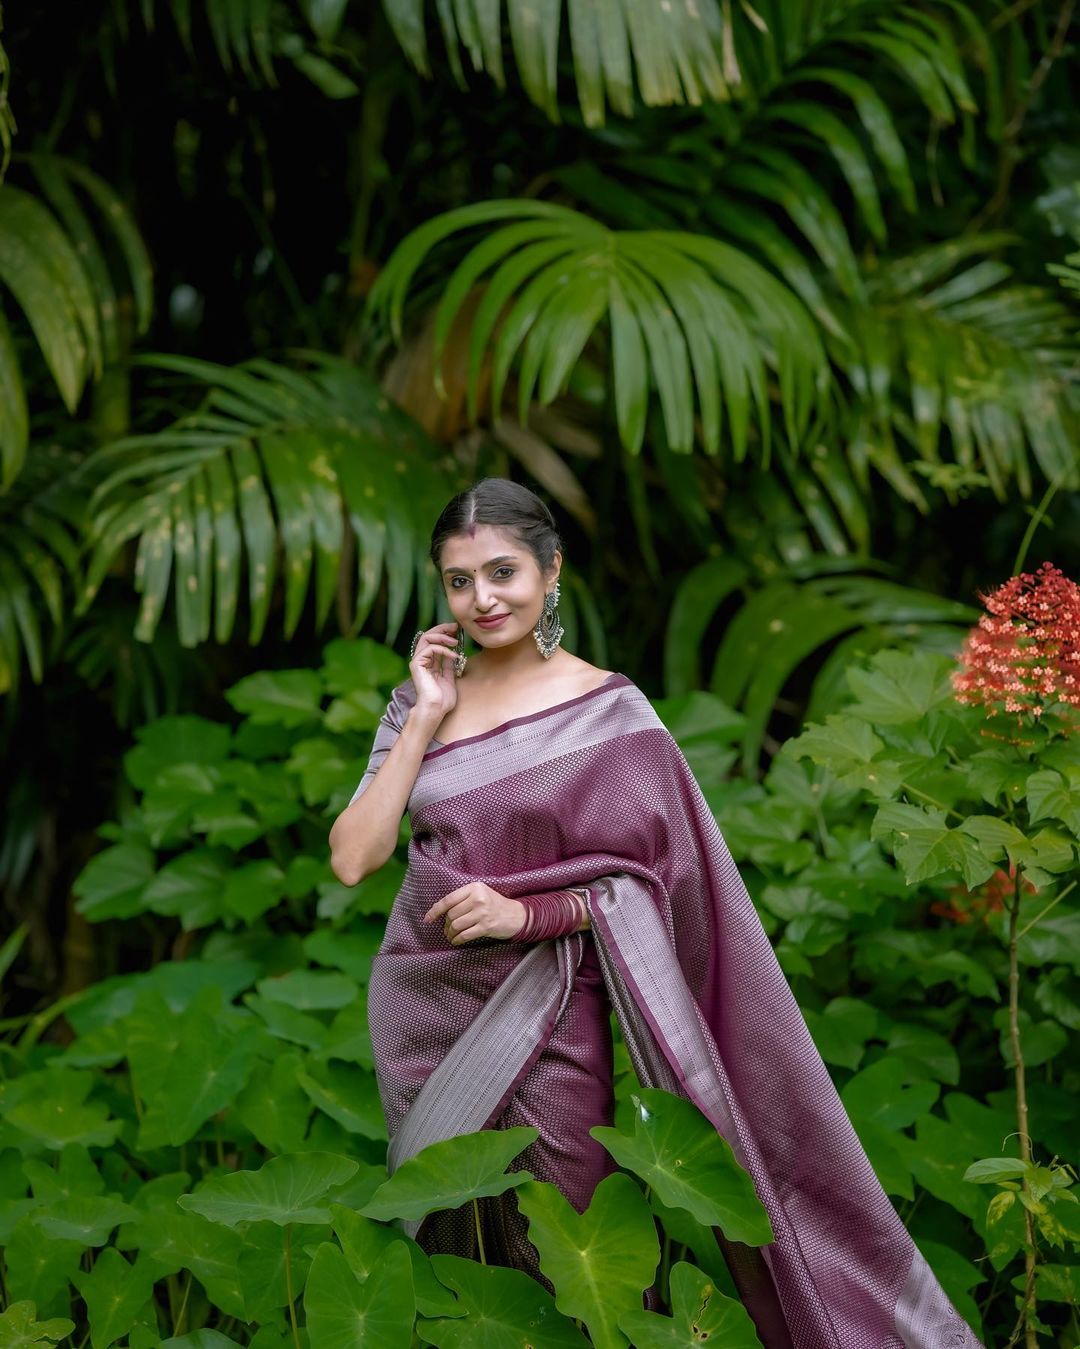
top-left (350, 672), bottom-right (983, 1349)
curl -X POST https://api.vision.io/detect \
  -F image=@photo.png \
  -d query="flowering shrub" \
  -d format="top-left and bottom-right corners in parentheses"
top-left (952, 562), bottom-right (1080, 731)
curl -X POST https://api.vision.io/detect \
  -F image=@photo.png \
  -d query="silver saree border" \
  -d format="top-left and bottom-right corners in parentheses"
top-left (385, 932), bottom-right (584, 1240)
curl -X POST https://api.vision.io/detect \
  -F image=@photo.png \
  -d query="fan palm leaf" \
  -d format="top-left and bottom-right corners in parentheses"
top-left (0, 155), bottom-right (152, 488)
top-left (379, 0), bottom-right (736, 129)
top-left (75, 354), bottom-right (453, 648)
top-left (366, 198), bottom-right (828, 460)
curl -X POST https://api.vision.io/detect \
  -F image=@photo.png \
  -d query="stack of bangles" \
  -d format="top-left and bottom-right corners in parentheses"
top-left (511, 886), bottom-right (591, 942)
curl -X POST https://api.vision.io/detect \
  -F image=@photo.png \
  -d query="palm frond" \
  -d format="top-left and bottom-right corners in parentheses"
top-left (0, 446), bottom-right (86, 697)
top-left (0, 156), bottom-right (153, 488)
top-left (76, 354), bottom-right (453, 648)
top-left (849, 236), bottom-right (1080, 499)
top-left (379, 0), bottom-right (735, 128)
top-left (366, 199), bottom-right (828, 460)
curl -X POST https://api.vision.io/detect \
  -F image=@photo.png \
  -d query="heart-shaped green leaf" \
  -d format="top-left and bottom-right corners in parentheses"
top-left (591, 1089), bottom-right (772, 1245)
top-left (178, 1152), bottom-right (358, 1227)
top-left (0, 1299), bottom-right (75, 1347)
top-left (359, 1127), bottom-right (538, 1223)
top-left (419, 1253), bottom-right (588, 1347)
top-left (71, 1248), bottom-right (158, 1349)
top-left (329, 1204), bottom-right (458, 1319)
top-left (618, 1261), bottom-right (764, 1347)
top-left (516, 1173), bottom-right (659, 1349)
top-left (303, 1239), bottom-right (415, 1347)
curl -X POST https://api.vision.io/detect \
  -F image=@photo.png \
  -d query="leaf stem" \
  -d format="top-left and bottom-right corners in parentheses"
top-left (172, 1271), bottom-right (192, 1336)
top-left (1016, 879), bottom-right (1076, 939)
top-left (472, 1198), bottom-right (487, 1264)
top-left (1012, 476), bottom-right (1061, 576)
top-left (284, 1223), bottom-right (301, 1349)
top-left (900, 782), bottom-right (966, 821)
top-left (1005, 872), bottom-right (1038, 1349)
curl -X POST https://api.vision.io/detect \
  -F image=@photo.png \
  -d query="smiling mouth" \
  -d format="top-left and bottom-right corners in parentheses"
top-left (475, 613), bottom-right (510, 623)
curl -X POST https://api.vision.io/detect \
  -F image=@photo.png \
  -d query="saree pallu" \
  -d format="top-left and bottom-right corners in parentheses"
top-left (349, 673), bottom-right (983, 1349)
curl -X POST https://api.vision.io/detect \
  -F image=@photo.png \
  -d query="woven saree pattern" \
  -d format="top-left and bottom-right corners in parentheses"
top-left (349, 673), bottom-right (983, 1349)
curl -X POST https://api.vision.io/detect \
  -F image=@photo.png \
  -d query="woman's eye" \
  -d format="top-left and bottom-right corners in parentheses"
top-left (451, 568), bottom-right (514, 589)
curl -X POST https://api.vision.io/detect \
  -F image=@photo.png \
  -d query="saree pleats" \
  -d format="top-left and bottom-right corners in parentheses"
top-left (354, 673), bottom-right (983, 1349)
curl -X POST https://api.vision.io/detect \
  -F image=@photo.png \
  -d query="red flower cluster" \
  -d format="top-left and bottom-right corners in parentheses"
top-left (933, 864), bottom-right (1036, 924)
top-left (952, 562), bottom-right (1080, 731)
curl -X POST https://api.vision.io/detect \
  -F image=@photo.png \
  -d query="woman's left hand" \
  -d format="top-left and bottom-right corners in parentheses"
top-left (422, 882), bottom-right (526, 945)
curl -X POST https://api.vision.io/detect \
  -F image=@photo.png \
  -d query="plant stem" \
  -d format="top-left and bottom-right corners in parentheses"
top-left (1012, 477), bottom-right (1062, 576)
top-left (900, 782), bottom-right (965, 821)
top-left (472, 1198), bottom-right (487, 1265)
top-left (1016, 878), bottom-right (1076, 939)
top-left (172, 1272), bottom-right (192, 1336)
top-left (1006, 873), bottom-right (1038, 1349)
top-left (284, 1223), bottom-right (301, 1349)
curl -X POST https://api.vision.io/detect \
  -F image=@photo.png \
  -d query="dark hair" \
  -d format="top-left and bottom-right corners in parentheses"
top-left (430, 477), bottom-right (564, 579)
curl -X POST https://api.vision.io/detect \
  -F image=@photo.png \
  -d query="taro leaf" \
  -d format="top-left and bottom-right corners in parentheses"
top-left (25, 1144), bottom-right (104, 1200)
top-left (256, 968), bottom-right (359, 1010)
top-left (647, 1194), bottom-right (730, 1287)
top-left (233, 1050), bottom-right (312, 1152)
top-left (72, 841), bottom-right (155, 921)
top-left (516, 1173), bottom-right (660, 1349)
top-left (591, 1089), bottom-right (772, 1245)
top-left (71, 1248), bottom-right (158, 1349)
top-left (419, 1252), bottom-right (588, 1346)
top-left (304, 1239), bottom-right (415, 1348)
top-left (297, 1060), bottom-right (386, 1139)
top-left (237, 1220), bottom-right (321, 1321)
top-left (225, 669), bottom-right (324, 727)
top-left (319, 1000), bottom-right (375, 1068)
top-left (160, 1333), bottom-right (246, 1348)
top-left (245, 992), bottom-right (329, 1050)
top-left (618, 1260), bottom-right (764, 1347)
top-left (360, 1127), bottom-right (539, 1223)
top-left (3, 1220), bottom-right (83, 1319)
top-left (0, 1300), bottom-right (75, 1347)
top-left (124, 987), bottom-right (264, 1149)
top-left (328, 1203), bottom-right (459, 1319)
top-left (1, 1069), bottom-right (120, 1150)
top-left (134, 1207), bottom-right (245, 1317)
top-left (178, 1152), bottom-right (359, 1227)
top-left (31, 1195), bottom-right (137, 1245)
top-left (288, 736), bottom-right (352, 803)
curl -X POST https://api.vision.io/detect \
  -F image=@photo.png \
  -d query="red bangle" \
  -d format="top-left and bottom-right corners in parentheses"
top-left (511, 886), bottom-right (590, 941)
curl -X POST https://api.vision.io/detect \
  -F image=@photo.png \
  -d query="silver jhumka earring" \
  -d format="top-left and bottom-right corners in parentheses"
top-left (409, 626), bottom-right (468, 677)
top-left (533, 580), bottom-right (564, 659)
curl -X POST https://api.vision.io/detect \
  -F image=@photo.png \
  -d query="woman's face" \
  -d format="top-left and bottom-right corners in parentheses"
top-left (439, 524), bottom-right (559, 648)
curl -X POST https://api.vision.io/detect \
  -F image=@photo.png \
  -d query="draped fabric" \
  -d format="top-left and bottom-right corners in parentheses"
top-left (348, 672), bottom-right (983, 1349)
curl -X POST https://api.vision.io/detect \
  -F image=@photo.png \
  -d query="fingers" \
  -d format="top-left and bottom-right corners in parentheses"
top-left (449, 924), bottom-right (484, 945)
top-left (422, 888), bottom-right (467, 923)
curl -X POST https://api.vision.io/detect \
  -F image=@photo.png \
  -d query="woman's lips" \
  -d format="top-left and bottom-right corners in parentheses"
top-left (474, 613), bottom-right (510, 628)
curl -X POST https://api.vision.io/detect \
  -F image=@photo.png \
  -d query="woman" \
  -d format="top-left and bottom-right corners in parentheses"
top-left (329, 478), bottom-right (982, 1349)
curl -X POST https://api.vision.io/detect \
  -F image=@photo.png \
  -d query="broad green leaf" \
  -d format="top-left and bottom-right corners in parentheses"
top-left (329, 1204), bottom-right (459, 1319)
top-left (360, 1127), bottom-right (538, 1223)
top-left (178, 1152), bottom-right (359, 1227)
top-left (963, 1158), bottom-right (1028, 1184)
top-left (160, 1333), bottom-right (246, 1349)
top-left (303, 1239), bottom-right (415, 1348)
top-left (141, 849), bottom-right (230, 930)
top-left (0, 1301), bottom-right (75, 1348)
top-left (2, 1220), bottom-right (83, 1320)
top-left (71, 1249), bottom-right (157, 1349)
top-left (516, 1173), bottom-right (660, 1349)
top-left (419, 1253), bottom-right (587, 1346)
top-left (134, 1207), bottom-right (245, 1317)
top-left (256, 968), bottom-right (359, 1010)
top-left (845, 650), bottom-right (956, 724)
top-left (1026, 769), bottom-right (1080, 834)
top-left (298, 1061), bottom-right (386, 1139)
top-left (618, 1260), bottom-right (763, 1347)
top-left (871, 803), bottom-right (995, 888)
top-left (233, 1050), bottom-right (312, 1153)
top-left (225, 669), bottom-right (324, 727)
top-left (123, 715), bottom-right (232, 790)
top-left (72, 842), bottom-right (155, 922)
top-left (31, 1196), bottom-right (137, 1246)
top-left (591, 1089), bottom-right (771, 1245)
top-left (237, 1220), bottom-right (319, 1321)
top-left (0, 1069), bottom-right (120, 1150)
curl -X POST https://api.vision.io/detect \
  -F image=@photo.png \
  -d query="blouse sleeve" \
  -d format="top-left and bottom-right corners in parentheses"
top-left (349, 680), bottom-right (416, 805)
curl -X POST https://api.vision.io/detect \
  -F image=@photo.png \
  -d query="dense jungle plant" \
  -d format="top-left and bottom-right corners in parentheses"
top-left (6, 609), bottom-right (1079, 1343)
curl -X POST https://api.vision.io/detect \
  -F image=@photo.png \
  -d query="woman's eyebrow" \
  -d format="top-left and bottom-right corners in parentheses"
top-left (442, 554), bottom-right (519, 576)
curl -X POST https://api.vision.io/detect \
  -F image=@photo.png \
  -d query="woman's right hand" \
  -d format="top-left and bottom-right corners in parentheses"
top-left (410, 622), bottom-right (461, 721)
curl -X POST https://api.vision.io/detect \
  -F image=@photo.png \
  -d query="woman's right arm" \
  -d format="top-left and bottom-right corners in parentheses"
top-left (328, 692), bottom-right (442, 886)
